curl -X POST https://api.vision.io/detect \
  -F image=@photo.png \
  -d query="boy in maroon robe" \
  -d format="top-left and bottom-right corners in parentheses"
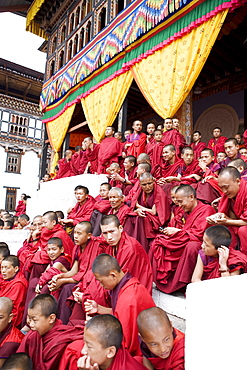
top-left (15, 193), bottom-right (27, 216)
top-left (62, 185), bottom-right (96, 227)
top-left (192, 225), bottom-right (247, 282)
top-left (162, 118), bottom-right (185, 157)
top-left (91, 183), bottom-right (111, 236)
top-left (110, 155), bottom-right (137, 195)
top-left (0, 256), bottom-right (27, 327)
top-left (150, 185), bottom-right (215, 293)
top-left (83, 137), bottom-right (99, 174)
top-left (150, 129), bottom-right (165, 167)
top-left (62, 315), bottom-right (147, 370)
top-left (137, 307), bottom-right (185, 370)
top-left (154, 144), bottom-right (182, 183)
top-left (228, 158), bottom-right (247, 180)
top-left (213, 138), bottom-right (247, 174)
top-left (124, 120), bottom-right (146, 157)
top-left (53, 150), bottom-right (72, 179)
top-left (82, 254), bottom-right (155, 356)
top-left (0, 297), bottom-right (24, 368)
top-left (97, 127), bottom-right (122, 174)
top-left (206, 167), bottom-right (247, 254)
top-left (207, 127), bottom-right (227, 157)
top-left (191, 131), bottom-right (206, 160)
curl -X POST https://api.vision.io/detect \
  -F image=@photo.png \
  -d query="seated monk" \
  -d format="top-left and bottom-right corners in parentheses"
top-left (111, 156), bottom-right (138, 196)
top-left (213, 138), bottom-right (247, 174)
top-left (207, 127), bottom-right (227, 157)
top-left (106, 163), bottom-right (122, 188)
top-left (137, 152), bottom-right (151, 165)
top-left (91, 183), bottom-right (111, 236)
top-left (130, 172), bottom-right (170, 252)
top-left (60, 315), bottom-right (147, 370)
top-left (53, 150), bottom-right (72, 179)
top-left (217, 151), bottom-right (227, 163)
top-left (206, 167), bottom-right (247, 254)
top-left (228, 158), bottom-right (247, 181)
top-left (169, 186), bottom-right (185, 229)
top-left (62, 185), bottom-right (96, 229)
top-left (0, 256), bottom-right (27, 327)
top-left (70, 146), bottom-right (82, 176)
top-left (239, 147), bottom-right (247, 157)
top-left (125, 162), bottom-right (152, 205)
top-left (1, 353), bottom-right (32, 370)
top-left (137, 307), bottom-right (185, 370)
top-left (192, 225), bottom-right (247, 282)
top-left (0, 298), bottom-right (24, 367)
top-left (17, 295), bottom-right (84, 370)
top-left (191, 130), bottom-right (206, 160)
top-left (124, 120), bottom-right (146, 157)
top-left (150, 185), bottom-right (215, 293)
top-left (153, 144), bottom-right (182, 183)
top-left (23, 211), bottom-right (74, 280)
top-left (81, 254), bottom-right (155, 356)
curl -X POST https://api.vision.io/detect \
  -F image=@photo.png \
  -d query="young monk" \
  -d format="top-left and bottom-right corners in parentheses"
top-left (153, 144), bottom-right (182, 183)
top-left (0, 298), bottom-right (24, 367)
top-left (150, 129), bottom-right (165, 167)
top-left (162, 118), bottom-right (185, 157)
top-left (0, 244), bottom-right (10, 265)
top-left (112, 156), bottom-right (138, 195)
top-left (124, 120), bottom-right (146, 157)
top-left (2, 353), bottom-right (32, 370)
top-left (217, 151), bottom-right (227, 163)
top-left (207, 127), bottom-right (227, 157)
top-left (91, 183), bottom-right (111, 236)
top-left (190, 131), bottom-right (206, 160)
top-left (228, 158), bottom-right (247, 180)
top-left (83, 137), bottom-right (99, 174)
top-left (0, 256), bottom-right (27, 327)
top-left (213, 138), bottom-right (247, 173)
top-left (17, 295), bottom-right (84, 370)
top-left (192, 225), bottom-right (247, 282)
top-left (137, 307), bottom-right (185, 370)
top-left (82, 254), bottom-right (155, 356)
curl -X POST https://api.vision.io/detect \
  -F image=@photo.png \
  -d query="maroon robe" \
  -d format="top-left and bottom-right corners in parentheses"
top-left (151, 141), bottom-right (165, 167)
top-left (70, 152), bottom-right (80, 176)
top-left (108, 204), bottom-right (136, 227)
top-left (119, 167), bottom-right (138, 196)
top-left (84, 143), bottom-right (100, 174)
top-left (145, 138), bottom-right (156, 159)
top-left (0, 323), bottom-right (24, 360)
top-left (97, 137), bottom-right (122, 174)
top-left (152, 158), bottom-right (183, 180)
top-left (162, 129), bottom-right (186, 157)
top-left (15, 200), bottom-right (26, 216)
top-left (191, 141), bottom-right (207, 160)
top-left (150, 201), bottom-right (215, 293)
top-left (68, 196), bottom-right (96, 226)
top-left (207, 136), bottom-right (227, 157)
top-left (17, 319), bottom-right (84, 370)
top-left (54, 158), bottom-right (71, 179)
top-left (125, 132), bottom-right (147, 157)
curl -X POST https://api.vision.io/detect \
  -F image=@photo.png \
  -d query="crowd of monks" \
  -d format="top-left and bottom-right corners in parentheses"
top-left (1, 118), bottom-right (247, 369)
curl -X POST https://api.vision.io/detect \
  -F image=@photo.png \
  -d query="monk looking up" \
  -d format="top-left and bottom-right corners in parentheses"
top-left (137, 307), bottom-right (185, 370)
top-left (97, 127), bottom-right (122, 174)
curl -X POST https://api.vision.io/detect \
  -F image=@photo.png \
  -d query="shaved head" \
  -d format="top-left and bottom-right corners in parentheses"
top-left (138, 307), bottom-right (171, 337)
top-left (175, 184), bottom-right (196, 198)
top-left (137, 153), bottom-right (151, 164)
top-left (77, 221), bottom-right (92, 234)
top-left (0, 297), bottom-right (13, 315)
top-left (218, 166), bottom-right (241, 181)
top-left (92, 254), bottom-right (121, 277)
top-left (139, 172), bottom-right (154, 182)
top-left (228, 158), bottom-right (247, 170)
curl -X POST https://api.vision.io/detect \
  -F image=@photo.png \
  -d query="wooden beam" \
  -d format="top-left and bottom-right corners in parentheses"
top-left (0, 5), bottom-right (29, 12)
top-left (23, 83), bottom-right (32, 100)
top-left (68, 121), bottom-right (88, 132)
top-left (5, 75), bottom-right (8, 95)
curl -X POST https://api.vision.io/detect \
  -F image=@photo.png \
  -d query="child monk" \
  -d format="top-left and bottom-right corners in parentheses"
top-left (17, 294), bottom-right (84, 370)
top-left (0, 297), bottom-right (24, 368)
top-left (137, 307), bottom-right (185, 370)
top-left (0, 256), bottom-right (27, 327)
top-left (192, 225), bottom-right (247, 282)
top-left (79, 254), bottom-right (155, 356)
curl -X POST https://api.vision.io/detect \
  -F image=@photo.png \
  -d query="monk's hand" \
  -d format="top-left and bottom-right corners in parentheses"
top-left (62, 218), bottom-right (73, 225)
top-left (35, 284), bottom-right (42, 294)
top-left (202, 175), bottom-right (215, 184)
top-left (207, 213), bottom-right (227, 225)
top-left (73, 287), bottom-right (83, 303)
top-left (157, 178), bottom-right (166, 185)
top-left (84, 299), bottom-right (98, 315)
top-left (211, 197), bottom-right (221, 211)
top-left (198, 159), bottom-right (207, 171)
top-left (218, 245), bottom-right (229, 269)
top-left (77, 355), bottom-right (99, 370)
top-left (135, 208), bottom-right (146, 217)
top-left (163, 227), bottom-right (180, 236)
top-left (52, 274), bottom-right (63, 282)
top-left (48, 278), bottom-right (63, 292)
top-left (122, 152), bottom-right (126, 158)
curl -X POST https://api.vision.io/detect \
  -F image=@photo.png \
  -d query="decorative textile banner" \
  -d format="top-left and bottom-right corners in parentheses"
top-left (46, 104), bottom-right (76, 169)
top-left (131, 10), bottom-right (228, 119)
top-left (81, 71), bottom-right (133, 142)
top-left (26, 0), bottom-right (47, 39)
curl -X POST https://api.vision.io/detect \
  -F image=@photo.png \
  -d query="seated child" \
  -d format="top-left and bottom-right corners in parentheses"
top-left (192, 225), bottom-right (247, 282)
top-left (137, 307), bottom-right (185, 370)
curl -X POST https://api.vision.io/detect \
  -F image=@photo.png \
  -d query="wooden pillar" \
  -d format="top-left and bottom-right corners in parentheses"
top-left (118, 97), bottom-right (128, 133)
top-left (40, 125), bottom-right (48, 179)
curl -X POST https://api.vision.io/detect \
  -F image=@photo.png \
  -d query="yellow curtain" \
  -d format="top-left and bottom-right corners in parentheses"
top-left (46, 104), bottom-right (76, 170)
top-left (26, 0), bottom-right (47, 39)
top-left (81, 71), bottom-right (133, 142)
top-left (131, 10), bottom-right (228, 119)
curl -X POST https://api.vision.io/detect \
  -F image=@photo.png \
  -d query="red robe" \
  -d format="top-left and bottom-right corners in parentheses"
top-left (0, 272), bottom-right (27, 327)
top-left (78, 150), bottom-right (88, 174)
top-left (151, 141), bottom-right (165, 167)
top-left (191, 141), bottom-right (207, 160)
top-left (68, 196), bottom-right (96, 226)
top-left (218, 179), bottom-right (247, 254)
top-left (162, 129), bottom-right (186, 157)
top-left (145, 137), bottom-right (156, 159)
top-left (119, 167), bottom-right (138, 196)
top-left (207, 136), bottom-right (227, 157)
top-left (177, 160), bottom-right (203, 184)
top-left (0, 323), bottom-right (24, 359)
top-left (54, 158), bottom-right (71, 179)
top-left (84, 143), bottom-right (100, 174)
top-left (70, 152), bottom-right (80, 176)
top-left (152, 158), bottom-right (183, 180)
top-left (15, 200), bottom-right (26, 216)
top-left (125, 133), bottom-right (147, 157)
top-left (150, 201), bottom-right (215, 293)
top-left (108, 204), bottom-right (136, 227)
top-left (137, 328), bottom-right (185, 370)
top-left (97, 137), bottom-right (122, 174)
top-left (17, 319), bottom-right (84, 370)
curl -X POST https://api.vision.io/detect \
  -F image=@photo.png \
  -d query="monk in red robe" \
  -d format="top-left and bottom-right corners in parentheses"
top-left (228, 158), bottom-right (247, 181)
top-left (53, 150), bottom-right (72, 179)
top-left (162, 118), bottom-right (185, 157)
top-left (124, 120), bottom-right (146, 157)
top-left (107, 187), bottom-right (136, 230)
top-left (83, 137), bottom-right (99, 174)
top-left (150, 129), bottom-right (165, 167)
top-left (82, 254), bottom-right (155, 356)
top-left (70, 146), bottom-right (82, 176)
top-left (206, 167), bottom-right (247, 254)
top-left (0, 297), bottom-right (24, 367)
top-left (125, 162), bottom-right (151, 205)
top-left (192, 225), bottom-right (247, 282)
top-left (191, 131), bottom-right (207, 160)
top-left (110, 156), bottom-right (138, 195)
top-left (15, 193), bottom-right (27, 216)
top-left (61, 315), bottom-right (147, 370)
top-left (137, 307), bottom-right (185, 370)
top-left (145, 122), bottom-right (156, 158)
top-left (130, 172), bottom-right (170, 251)
top-left (153, 144), bottom-right (182, 182)
top-left (0, 256), bottom-right (27, 327)
top-left (213, 138), bottom-right (247, 174)
top-left (97, 127), bottom-right (122, 174)
top-left (62, 185), bottom-right (96, 227)
top-left (17, 295), bottom-right (84, 370)
top-left (207, 127), bottom-right (227, 157)
top-left (150, 185), bottom-right (215, 293)
top-left (91, 183), bottom-right (111, 236)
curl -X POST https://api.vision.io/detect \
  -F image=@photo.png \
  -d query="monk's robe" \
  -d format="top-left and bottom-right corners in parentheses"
top-left (207, 136), bottom-right (227, 157)
top-left (145, 137), bottom-right (156, 159)
top-left (17, 239), bottom-right (39, 272)
top-left (15, 200), bottom-right (26, 216)
top-left (97, 137), bottom-right (122, 174)
top-left (59, 341), bottom-right (147, 370)
top-left (84, 143), bottom-right (99, 174)
top-left (150, 201), bottom-right (215, 293)
top-left (67, 195), bottom-right (96, 226)
top-left (124, 180), bottom-right (140, 205)
top-left (130, 183), bottom-right (170, 252)
top-left (213, 153), bottom-right (247, 173)
top-left (107, 203), bottom-right (137, 228)
top-left (151, 141), bottom-right (165, 167)
top-left (111, 272), bottom-right (155, 356)
top-left (191, 141), bottom-right (207, 160)
top-left (218, 179), bottom-right (247, 254)
top-left (152, 157), bottom-right (182, 180)
top-left (241, 168), bottom-right (247, 181)
top-left (0, 323), bottom-right (24, 360)
top-left (17, 319), bottom-right (84, 370)
top-left (0, 272), bottom-right (27, 327)
top-left (54, 158), bottom-right (71, 179)
top-left (119, 167), bottom-right (138, 195)
top-left (199, 248), bottom-right (247, 281)
top-left (136, 328), bottom-right (185, 370)
top-left (162, 129), bottom-right (185, 157)
top-left (243, 129), bottom-right (247, 148)
top-left (125, 133), bottom-right (147, 157)
top-left (91, 197), bottom-right (111, 236)
top-left (177, 160), bottom-right (203, 184)
top-left (70, 151), bottom-right (80, 176)
top-left (169, 205), bottom-right (185, 229)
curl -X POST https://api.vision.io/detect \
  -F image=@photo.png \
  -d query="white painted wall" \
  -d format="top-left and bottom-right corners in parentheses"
top-left (0, 229), bottom-right (29, 255)
top-left (186, 275), bottom-right (247, 370)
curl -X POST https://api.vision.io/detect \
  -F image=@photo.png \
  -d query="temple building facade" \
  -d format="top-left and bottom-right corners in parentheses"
top-left (14, 0), bottom-right (247, 168)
